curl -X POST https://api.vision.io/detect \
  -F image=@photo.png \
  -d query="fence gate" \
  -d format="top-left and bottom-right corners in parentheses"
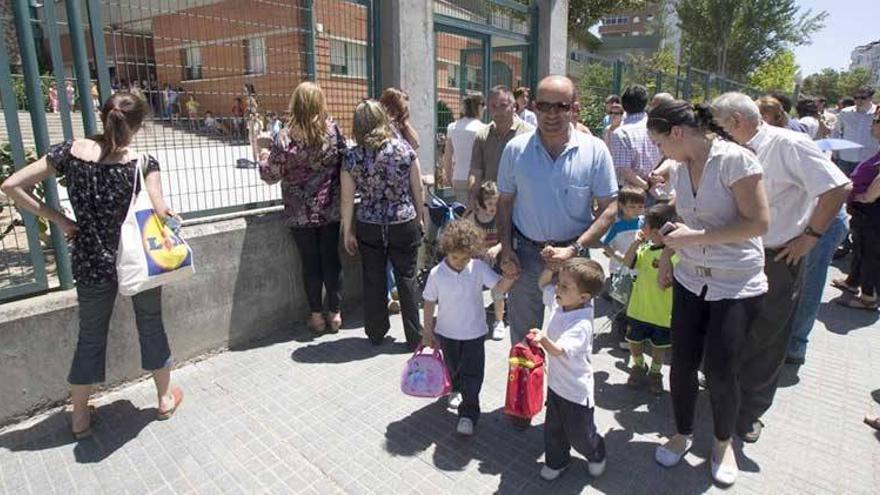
top-left (0, 0), bottom-right (376, 303)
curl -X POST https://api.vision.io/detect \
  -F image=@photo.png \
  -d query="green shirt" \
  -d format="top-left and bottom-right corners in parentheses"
top-left (626, 243), bottom-right (675, 329)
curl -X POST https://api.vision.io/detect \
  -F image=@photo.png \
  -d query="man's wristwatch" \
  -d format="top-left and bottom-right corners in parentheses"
top-left (569, 242), bottom-right (589, 258)
top-left (803, 226), bottom-right (823, 239)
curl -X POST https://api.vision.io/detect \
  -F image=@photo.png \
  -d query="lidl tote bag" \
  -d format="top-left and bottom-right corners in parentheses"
top-left (116, 154), bottom-right (194, 296)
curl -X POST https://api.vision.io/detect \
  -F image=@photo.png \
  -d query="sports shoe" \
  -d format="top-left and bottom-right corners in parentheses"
top-left (711, 441), bottom-right (738, 486)
top-left (627, 364), bottom-right (648, 388)
top-left (456, 417), bottom-right (474, 436)
top-left (447, 392), bottom-right (463, 409)
top-left (648, 372), bottom-right (664, 395)
top-left (539, 463), bottom-right (568, 481)
top-left (491, 320), bottom-right (507, 340)
top-left (655, 435), bottom-right (693, 467)
top-left (618, 340), bottom-right (630, 350)
top-left (587, 458), bottom-right (607, 477)
top-left (740, 419), bottom-right (763, 443)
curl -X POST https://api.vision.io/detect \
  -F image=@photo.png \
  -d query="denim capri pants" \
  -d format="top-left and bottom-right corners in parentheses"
top-left (68, 281), bottom-right (172, 385)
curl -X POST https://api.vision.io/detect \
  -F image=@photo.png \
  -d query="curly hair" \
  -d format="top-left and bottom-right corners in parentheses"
top-left (475, 181), bottom-right (498, 209)
top-left (560, 258), bottom-right (605, 296)
top-left (439, 219), bottom-right (485, 257)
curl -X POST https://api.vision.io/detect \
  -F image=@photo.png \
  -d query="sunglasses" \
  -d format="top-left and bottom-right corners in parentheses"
top-left (535, 101), bottom-right (572, 113)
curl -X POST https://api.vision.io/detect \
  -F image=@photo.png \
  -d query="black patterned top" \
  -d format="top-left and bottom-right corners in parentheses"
top-left (47, 140), bottom-right (160, 286)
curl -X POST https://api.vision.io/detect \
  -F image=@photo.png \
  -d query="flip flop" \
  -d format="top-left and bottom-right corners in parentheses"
top-left (864, 415), bottom-right (880, 431)
top-left (830, 279), bottom-right (859, 295)
top-left (71, 405), bottom-right (97, 440)
top-left (837, 296), bottom-right (879, 311)
top-left (156, 387), bottom-right (184, 421)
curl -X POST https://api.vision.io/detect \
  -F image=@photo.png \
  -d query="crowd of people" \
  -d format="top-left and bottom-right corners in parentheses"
top-left (3, 72), bottom-right (880, 487)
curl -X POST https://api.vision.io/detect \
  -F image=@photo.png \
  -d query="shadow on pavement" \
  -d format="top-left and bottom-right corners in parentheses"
top-left (816, 297), bottom-right (880, 335)
top-left (290, 336), bottom-right (411, 364)
top-left (0, 400), bottom-right (153, 464)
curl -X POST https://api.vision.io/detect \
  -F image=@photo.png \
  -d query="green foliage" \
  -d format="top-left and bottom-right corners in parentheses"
top-left (436, 100), bottom-right (454, 133)
top-left (569, 0), bottom-right (657, 45)
top-left (576, 61), bottom-right (615, 133)
top-left (747, 50), bottom-right (798, 93)
top-left (838, 68), bottom-right (875, 99)
top-left (5, 75), bottom-right (52, 111)
top-left (800, 67), bottom-right (877, 103)
top-left (677, 0), bottom-right (827, 80)
top-left (624, 48), bottom-right (677, 94)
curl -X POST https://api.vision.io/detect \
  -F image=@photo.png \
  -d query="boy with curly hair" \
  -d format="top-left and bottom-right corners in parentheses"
top-left (422, 219), bottom-right (516, 436)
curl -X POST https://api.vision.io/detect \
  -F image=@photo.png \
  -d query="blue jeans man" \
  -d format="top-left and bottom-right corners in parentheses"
top-left (786, 209), bottom-right (849, 363)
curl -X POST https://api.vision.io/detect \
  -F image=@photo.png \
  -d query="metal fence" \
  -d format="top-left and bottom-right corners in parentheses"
top-left (0, 0), bottom-right (377, 302)
top-left (568, 51), bottom-right (762, 134)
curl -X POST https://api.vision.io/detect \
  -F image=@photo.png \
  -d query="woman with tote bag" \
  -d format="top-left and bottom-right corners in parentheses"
top-left (1, 92), bottom-right (184, 439)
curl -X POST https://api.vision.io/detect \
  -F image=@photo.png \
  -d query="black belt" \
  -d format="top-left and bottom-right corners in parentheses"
top-left (514, 227), bottom-right (576, 249)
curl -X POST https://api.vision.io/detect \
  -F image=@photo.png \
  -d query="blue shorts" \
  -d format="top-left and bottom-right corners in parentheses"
top-left (626, 319), bottom-right (671, 348)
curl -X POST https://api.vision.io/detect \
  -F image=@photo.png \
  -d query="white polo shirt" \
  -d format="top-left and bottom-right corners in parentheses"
top-left (543, 285), bottom-right (595, 407)
top-left (747, 124), bottom-right (851, 248)
top-left (423, 258), bottom-right (501, 340)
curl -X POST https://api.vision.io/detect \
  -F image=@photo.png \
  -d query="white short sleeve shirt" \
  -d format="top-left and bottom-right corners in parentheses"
top-left (543, 285), bottom-right (595, 407)
top-left (423, 259), bottom-right (501, 340)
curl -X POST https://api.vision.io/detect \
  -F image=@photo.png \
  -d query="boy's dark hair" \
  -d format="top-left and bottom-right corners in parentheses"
top-left (476, 181), bottom-right (499, 209)
top-left (621, 85), bottom-right (649, 114)
top-left (644, 203), bottom-right (678, 230)
top-left (617, 186), bottom-right (646, 206)
top-left (439, 219), bottom-right (485, 257)
top-left (769, 91), bottom-right (793, 113)
top-left (839, 97), bottom-right (855, 108)
top-left (560, 258), bottom-right (605, 296)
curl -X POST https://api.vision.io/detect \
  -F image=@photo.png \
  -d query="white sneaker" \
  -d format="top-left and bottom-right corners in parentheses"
top-left (447, 392), bottom-right (463, 409)
top-left (456, 417), bottom-right (474, 436)
top-left (539, 463), bottom-right (568, 481)
top-left (618, 340), bottom-right (630, 350)
top-left (655, 435), bottom-right (693, 467)
top-left (587, 458), bottom-right (606, 477)
top-left (711, 456), bottom-right (738, 486)
top-left (491, 321), bottom-right (507, 340)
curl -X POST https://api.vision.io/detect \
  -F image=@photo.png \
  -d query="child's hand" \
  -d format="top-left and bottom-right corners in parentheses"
top-left (634, 230), bottom-right (646, 243)
top-left (527, 328), bottom-right (545, 343)
top-left (421, 330), bottom-right (436, 348)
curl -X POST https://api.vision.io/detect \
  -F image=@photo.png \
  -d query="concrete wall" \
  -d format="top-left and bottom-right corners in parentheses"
top-left (537, 0), bottom-right (569, 78)
top-left (0, 211), bottom-right (362, 425)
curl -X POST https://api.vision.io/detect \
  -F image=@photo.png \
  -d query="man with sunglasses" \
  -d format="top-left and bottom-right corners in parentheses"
top-left (497, 75), bottom-right (618, 347)
top-left (833, 86), bottom-right (879, 175)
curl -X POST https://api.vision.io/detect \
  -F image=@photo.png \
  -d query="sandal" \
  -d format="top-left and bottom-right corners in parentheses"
top-left (71, 405), bottom-right (97, 440)
top-left (327, 312), bottom-right (342, 334)
top-left (831, 278), bottom-right (859, 295)
top-left (837, 296), bottom-right (879, 311)
top-left (865, 415), bottom-right (880, 431)
top-left (157, 387), bottom-right (184, 421)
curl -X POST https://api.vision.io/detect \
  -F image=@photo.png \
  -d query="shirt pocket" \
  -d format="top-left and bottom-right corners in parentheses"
top-left (562, 184), bottom-right (592, 223)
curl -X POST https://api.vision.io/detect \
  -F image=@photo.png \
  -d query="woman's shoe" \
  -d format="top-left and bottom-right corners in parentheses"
top-left (307, 313), bottom-right (326, 334)
top-left (157, 387), bottom-right (184, 421)
top-left (655, 434), bottom-right (693, 467)
top-left (710, 440), bottom-right (738, 486)
top-left (71, 405), bottom-right (97, 440)
top-left (327, 312), bottom-right (342, 333)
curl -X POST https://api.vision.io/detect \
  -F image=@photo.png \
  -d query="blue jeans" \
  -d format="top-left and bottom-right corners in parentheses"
top-left (507, 238), bottom-right (546, 345)
top-left (69, 282), bottom-right (172, 385)
top-left (786, 210), bottom-right (849, 359)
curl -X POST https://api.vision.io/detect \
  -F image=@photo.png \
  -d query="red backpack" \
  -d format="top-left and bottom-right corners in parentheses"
top-left (504, 337), bottom-right (545, 419)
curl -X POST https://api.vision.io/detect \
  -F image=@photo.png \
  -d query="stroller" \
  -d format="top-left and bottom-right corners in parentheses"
top-left (417, 188), bottom-right (466, 298)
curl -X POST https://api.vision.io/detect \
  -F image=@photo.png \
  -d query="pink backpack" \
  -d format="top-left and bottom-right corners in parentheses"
top-left (401, 345), bottom-right (452, 398)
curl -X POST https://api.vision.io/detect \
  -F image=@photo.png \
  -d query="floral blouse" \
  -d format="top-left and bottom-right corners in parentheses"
top-left (47, 140), bottom-right (160, 286)
top-left (259, 119), bottom-right (346, 228)
top-left (344, 138), bottom-right (418, 225)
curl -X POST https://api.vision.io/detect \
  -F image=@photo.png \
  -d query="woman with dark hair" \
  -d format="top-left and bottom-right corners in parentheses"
top-left (258, 82), bottom-right (347, 334)
top-left (1, 92), bottom-right (184, 438)
top-left (379, 87), bottom-right (420, 150)
top-left (646, 100), bottom-right (770, 486)
top-left (796, 97), bottom-right (821, 139)
top-left (442, 92), bottom-right (485, 203)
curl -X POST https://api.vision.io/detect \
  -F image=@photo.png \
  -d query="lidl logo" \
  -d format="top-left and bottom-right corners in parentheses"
top-left (136, 210), bottom-right (191, 276)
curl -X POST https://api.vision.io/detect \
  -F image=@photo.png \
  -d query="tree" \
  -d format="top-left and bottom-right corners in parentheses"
top-left (838, 67), bottom-right (875, 99)
top-left (748, 50), bottom-right (798, 93)
top-left (800, 68), bottom-right (841, 103)
top-left (569, 0), bottom-right (657, 45)
top-left (676, 0), bottom-right (827, 80)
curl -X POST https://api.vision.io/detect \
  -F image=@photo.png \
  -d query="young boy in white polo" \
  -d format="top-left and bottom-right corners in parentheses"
top-left (422, 219), bottom-right (516, 435)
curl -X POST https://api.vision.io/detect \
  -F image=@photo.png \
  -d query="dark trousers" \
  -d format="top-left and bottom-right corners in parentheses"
top-left (845, 212), bottom-right (880, 298)
top-left (438, 334), bottom-right (485, 422)
top-left (737, 251), bottom-right (804, 430)
top-left (670, 282), bottom-right (763, 440)
top-left (291, 223), bottom-right (342, 314)
top-left (357, 219), bottom-right (422, 347)
top-left (69, 282), bottom-right (171, 385)
top-left (544, 388), bottom-right (606, 469)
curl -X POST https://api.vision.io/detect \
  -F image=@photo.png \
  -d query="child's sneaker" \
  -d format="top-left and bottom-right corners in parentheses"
top-left (587, 458), bottom-right (607, 477)
top-left (447, 391), bottom-right (463, 409)
top-left (627, 364), bottom-right (647, 388)
top-left (539, 463), bottom-right (568, 481)
top-left (456, 417), bottom-right (474, 436)
top-left (649, 372), bottom-right (664, 395)
top-left (491, 320), bottom-right (507, 340)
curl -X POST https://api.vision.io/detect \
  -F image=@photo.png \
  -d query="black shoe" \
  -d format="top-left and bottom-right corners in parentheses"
top-left (785, 355), bottom-right (805, 365)
top-left (367, 335), bottom-right (385, 346)
top-left (832, 246), bottom-right (850, 260)
top-left (740, 420), bottom-right (763, 443)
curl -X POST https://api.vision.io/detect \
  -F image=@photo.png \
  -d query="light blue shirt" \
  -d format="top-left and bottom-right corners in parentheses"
top-left (497, 125), bottom-right (618, 242)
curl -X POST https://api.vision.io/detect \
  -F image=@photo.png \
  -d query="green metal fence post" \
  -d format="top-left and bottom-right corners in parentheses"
top-left (612, 59), bottom-right (623, 96)
top-left (86, 0), bottom-right (112, 102)
top-left (704, 70), bottom-right (711, 101)
top-left (366, 0), bottom-right (379, 98)
top-left (655, 71), bottom-right (663, 94)
top-left (674, 64), bottom-right (681, 98)
top-left (41, 0), bottom-right (74, 141)
top-left (683, 65), bottom-right (692, 101)
top-left (64, 0), bottom-right (98, 134)
top-left (12, 0), bottom-right (74, 289)
top-left (304, 0), bottom-right (317, 82)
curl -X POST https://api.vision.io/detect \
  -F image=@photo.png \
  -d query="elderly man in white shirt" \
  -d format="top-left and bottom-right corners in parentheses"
top-left (712, 92), bottom-right (852, 444)
top-left (832, 86), bottom-right (879, 174)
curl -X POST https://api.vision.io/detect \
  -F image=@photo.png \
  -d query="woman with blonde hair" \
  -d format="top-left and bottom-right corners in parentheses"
top-left (259, 81), bottom-right (347, 334)
top-left (379, 87), bottom-right (420, 150)
top-left (756, 96), bottom-right (789, 129)
top-left (341, 100), bottom-right (426, 348)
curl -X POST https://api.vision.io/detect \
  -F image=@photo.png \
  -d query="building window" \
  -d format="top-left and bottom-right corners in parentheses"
top-left (244, 37), bottom-right (267, 75)
top-left (603, 15), bottom-right (629, 26)
top-left (181, 46), bottom-right (202, 80)
top-left (329, 38), bottom-right (367, 78)
top-left (446, 63), bottom-right (460, 88)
